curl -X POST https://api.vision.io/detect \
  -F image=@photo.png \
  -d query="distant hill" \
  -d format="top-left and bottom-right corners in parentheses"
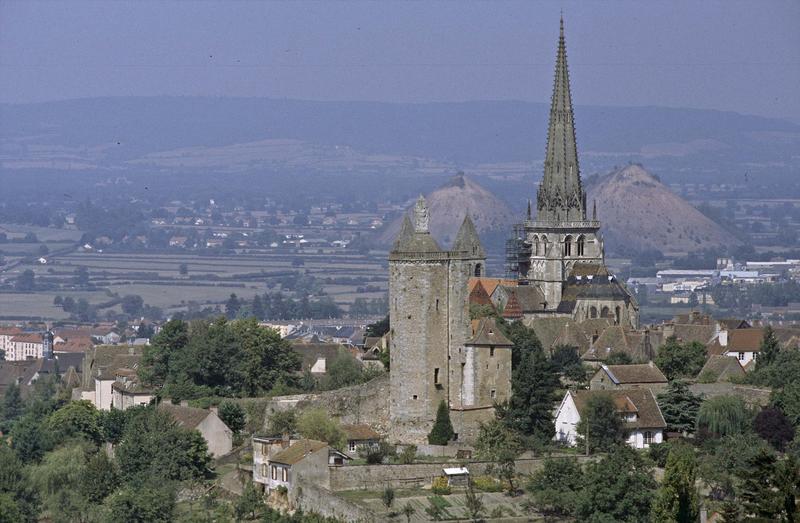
top-left (2, 96), bottom-right (799, 186)
top-left (378, 174), bottom-right (517, 249)
top-left (586, 164), bottom-right (738, 255)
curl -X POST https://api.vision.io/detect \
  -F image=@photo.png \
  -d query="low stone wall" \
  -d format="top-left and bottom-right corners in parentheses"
top-left (329, 456), bottom-right (596, 491)
top-left (291, 481), bottom-right (375, 522)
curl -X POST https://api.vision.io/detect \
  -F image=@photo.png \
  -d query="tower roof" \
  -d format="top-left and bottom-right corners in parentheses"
top-left (536, 17), bottom-right (585, 222)
top-left (452, 215), bottom-right (485, 258)
top-left (390, 197), bottom-right (441, 254)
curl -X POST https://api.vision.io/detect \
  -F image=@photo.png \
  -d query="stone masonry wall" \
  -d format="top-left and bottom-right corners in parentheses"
top-left (291, 481), bottom-right (376, 522)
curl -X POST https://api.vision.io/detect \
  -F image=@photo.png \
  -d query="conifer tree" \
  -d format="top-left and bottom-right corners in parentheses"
top-left (757, 326), bottom-right (780, 370)
top-left (652, 443), bottom-right (699, 523)
top-left (502, 347), bottom-right (559, 441)
top-left (428, 400), bottom-right (454, 445)
top-left (657, 380), bottom-right (702, 434)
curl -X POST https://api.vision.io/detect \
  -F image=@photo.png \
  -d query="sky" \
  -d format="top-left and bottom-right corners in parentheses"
top-left (1, 0), bottom-right (799, 120)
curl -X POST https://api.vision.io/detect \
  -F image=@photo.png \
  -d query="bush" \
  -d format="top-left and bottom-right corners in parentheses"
top-left (431, 476), bottom-right (451, 495)
top-left (218, 401), bottom-right (246, 435)
top-left (472, 475), bottom-right (503, 492)
top-left (648, 441), bottom-right (673, 468)
top-left (397, 444), bottom-right (417, 464)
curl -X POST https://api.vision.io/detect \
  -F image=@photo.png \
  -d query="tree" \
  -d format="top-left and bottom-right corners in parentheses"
top-left (475, 420), bottom-right (521, 493)
top-left (14, 269), bottom-right (35, 291)
top-left (74, 266), bottom-right (90, 286)
top-left (236, 481), bottom-right (263, 521)
top-left (115, 407), bottom-right (210, 483)
top-left (268, 410), bottom-right (297, 437)
top-left (464, 480), bottom-right (484, 522)
top-left (657, 381), bottom-right (702, 434)
top-left (296, 408), bottom-right (345, 449)
top-left (121, 294), bottom-right (144, 316)
top-left (365, 315), bottom-right (390, 338)
top-left (772, 381), bottom-right (800, 427)
top-left (527, 457), bottom-right (583, 519)
top-left (105, 484), bottom-right (176, 523)
top-left (605, 351), bottom-right (633, 365)
top-left (652, 443), bottom-right (699, 523)
top-left (322, 350), bottom-right (364, 390)
top-left (251, 294), bottom-right (264, 320)
top-left (402, 502), bottom-right (415, 523)
top-left (696, 395), bottom-right (751, 439)
top-left (500, 320), bottom-right (542, 368)
top-left (359, 440), bottom-right (394, 465)
top-left (225, 293), bottom-right (241, 319)
top-left (577, 393), bottom-right (624, 452)
top-left (381, 486), bottom-right (395, 510)
top-left (757, 326), bottom-right (781, 371)
top-left (739, 448), bottom-right (783, 520)
top-left (428, 400), bottom-right (454, 445)
top-left (655, 337), bottom-right (707, 380)
top-left (81, 451), bottom-right (118, 504)
top-left (28, 442), bottom-right (91, 521)
top-left (0, 383), bottom-right (24, 428)
top-left (45, 400), bottom-right (104, 444)
top-left (575, 445), bottom-right (656, 523)
top-left (754, 406), bottom-right (795, 451)
top-left (501, 346), bottom-right (559, 441)
top-left (218, 401), bottom-right (246, 435)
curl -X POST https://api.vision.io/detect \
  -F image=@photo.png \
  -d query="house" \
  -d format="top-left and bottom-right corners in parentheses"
top-left (253, 435), bottom-right (290, 487)
top-left (590, 363), bottom-right (668, 392)
top-left (158, 403), bottom-right (233, 457)
top-left (721, 328), bottom-right (764, 367)
top-left (111, 369), bottom-right (155, 410)
top-left (79, 345), bottom-right (145, 410)
top-left (0, 326), bottom-right (23, 359)
top-left (697, 355), bottom-right (745, 383)
top-left (263, 439), bottom-right (329, 494)
top-left (554, 389), bottom-right (667, 449)
top-left (7, 333), bottom-right (44, 361)
top-left (341, 424), bottom-right (381, 456)
top-left (91, 328), bottom-right (121, 345)
top-left (291, 342), bottom-right (346, 375)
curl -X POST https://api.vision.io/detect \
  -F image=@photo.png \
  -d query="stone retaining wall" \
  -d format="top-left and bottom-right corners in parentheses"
top-left (291, 482), bottom-right (375, 522)
top-left (328, 456), bottom-right (596, 491)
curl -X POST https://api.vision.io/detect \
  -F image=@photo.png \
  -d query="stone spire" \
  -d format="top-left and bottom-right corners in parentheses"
top-left (413, 195), bottom-right (430, 233)
top-left (452, 214), bottom-right (485, 257)
top-left (536, 16), bottom-right (585, 222)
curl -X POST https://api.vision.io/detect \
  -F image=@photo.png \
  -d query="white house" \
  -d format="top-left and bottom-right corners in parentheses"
top-left (554, 388), bottom-right (667, 449)
top-left (263, 439), bottom-right (329, 494)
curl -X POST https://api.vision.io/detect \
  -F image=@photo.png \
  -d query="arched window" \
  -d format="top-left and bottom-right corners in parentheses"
top-left (542, 236), bottom-right (548, 255)
top-left (577, 235), bottom-right (585, 257)
top-left (590, 306), bottom-right (598, 319)
top-left (601, 306), bottom-right (610, 318)
top-left (474, 263), bottom-right (482, 277)
top-left (532, 235), bottom-right (539, 256)
top-left (615, 306), bottom-right (621, 325)
top-left (563, 235), bottom-right (573, 257)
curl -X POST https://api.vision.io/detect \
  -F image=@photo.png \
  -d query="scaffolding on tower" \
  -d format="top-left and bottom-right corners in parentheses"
top-left (504, 223), bottom-right (531, 280)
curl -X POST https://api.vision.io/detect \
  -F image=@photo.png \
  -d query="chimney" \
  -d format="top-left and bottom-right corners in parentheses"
top-left (281, 432), bottom-right (291, 449)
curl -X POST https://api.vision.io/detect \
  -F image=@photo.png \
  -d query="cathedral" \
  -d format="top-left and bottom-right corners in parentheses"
top-left (502, 17), bottom-right (639, 329)
top-left (388, 18), bottom-right (637, 443)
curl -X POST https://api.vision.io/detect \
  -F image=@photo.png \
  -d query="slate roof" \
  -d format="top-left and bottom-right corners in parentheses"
top-left (727, 329), bottom-right (764, 352)
top-left (698, 356), bottom-right (745, 382)
top-left (341, 424), bottom-right (381, 441)
top-left (528, 317), bottom-right (573, 351)
top-left (672, 324), bottom-right (716, 345)
top-left (571, 388), bottom-right (666, 430)
top-left (467, 318), bottom-right (513, 347)
top-left (599, 364), bottom-right (667, 385)
top-left (270, 439), bottom-right (328, 466)
top-left (582, 326), bottom-right (653, 362)
top-left (390, 214), bottom-right (441, 254)
top-left (452, 215), bottom-right (485, 257)
top-left (0, 360), bottom-right (41, 394)
top-left (158, 403), bottom-right (212, 429)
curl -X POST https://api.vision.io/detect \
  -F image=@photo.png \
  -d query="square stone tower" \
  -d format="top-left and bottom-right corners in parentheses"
top-left (388, 196), bottom-right (498, 443)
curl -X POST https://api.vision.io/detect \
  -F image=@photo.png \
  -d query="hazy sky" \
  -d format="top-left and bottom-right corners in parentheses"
top-left (1, 0), bottom-right (798, 119)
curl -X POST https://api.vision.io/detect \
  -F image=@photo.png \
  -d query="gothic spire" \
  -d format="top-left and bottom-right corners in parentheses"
top-left (536, 16), bottom-right (585, 222)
